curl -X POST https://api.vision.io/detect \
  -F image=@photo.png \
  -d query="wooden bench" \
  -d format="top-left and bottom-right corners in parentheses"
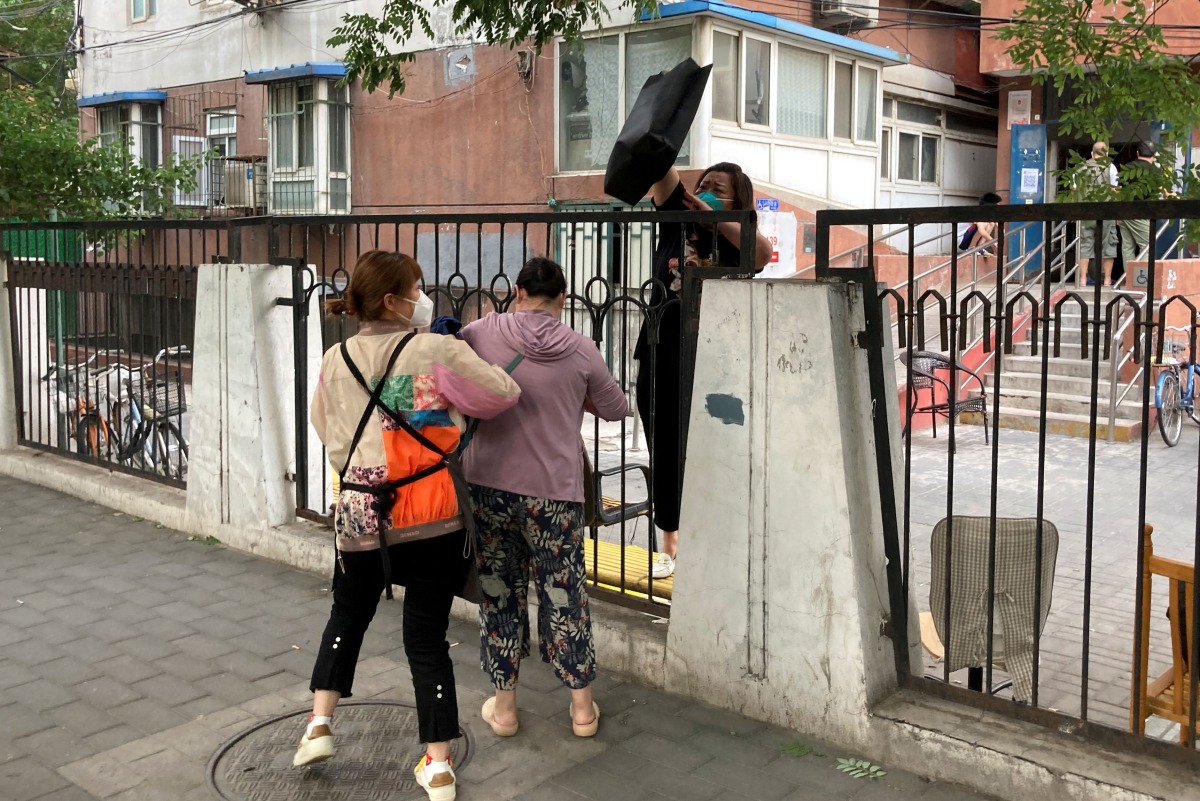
top-left (583, 537), bottom-right (673, 601)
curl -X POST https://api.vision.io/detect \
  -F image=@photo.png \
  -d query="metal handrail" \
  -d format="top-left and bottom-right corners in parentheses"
top-left (806, 218), bottom-right (1041, 280)
top-left (1097, 216), bottom-right (1181, 439)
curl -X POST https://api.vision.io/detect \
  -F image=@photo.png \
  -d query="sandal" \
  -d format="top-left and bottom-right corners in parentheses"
top-left (571, 701), bottom-right (600, 737)
top-left (481, 696), bottom-right (519, 737)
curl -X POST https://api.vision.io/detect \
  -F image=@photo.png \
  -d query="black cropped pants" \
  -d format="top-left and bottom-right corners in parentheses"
top-left (309, 531), bottom-right (470, 744)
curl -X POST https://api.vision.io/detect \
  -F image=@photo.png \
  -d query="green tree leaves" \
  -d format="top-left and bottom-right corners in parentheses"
top-left (328, 0), bottom-right (658, 97)
top-left (996, 0), bottom-right (1200, 202)
top-left (0, 91), bottom-right (205, 220)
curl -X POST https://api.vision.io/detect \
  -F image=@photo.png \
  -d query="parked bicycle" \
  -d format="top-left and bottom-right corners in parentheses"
top-left (110, 346), bottom-right (191, 480)
top-left (1154, 327), bottom-right (1199, 447)
top-left (41, 351), bottom-right (124, 459)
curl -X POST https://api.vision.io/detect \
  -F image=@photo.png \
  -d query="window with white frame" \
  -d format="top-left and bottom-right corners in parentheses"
top-left (897, 131), bottom-right (939, 183)
top-left (131, 0), bottom-right (156, 21)
top-left (743, 37), bottom-right (771, 127)
top-left (716, 30), bottom-right (879, 145)
top-left (95, 102), bottom-right (162, 210)
top-left (557, 24), bottom-right (693, 173)
top-left (777, 44), bottom-right (826, 138)
top-left (878, 98), bottom-right (996, 187)
top-left (206, 108), bottom-right (237, 206)
top-left (711, 31), bottom-right (739, 122)
top-left (267, 80), bottom-right (350, 213)
top-left (855, 65), bottom-right (878, 141)
top-left (96, 102), bottom-right (161, 168)
top-left (880, 128), bottom-right (890, 179)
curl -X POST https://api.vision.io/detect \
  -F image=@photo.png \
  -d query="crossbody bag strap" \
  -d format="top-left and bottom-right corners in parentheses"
top-left (337, 332), bottom-right (417, 600)
top-left (337, 332), bottom-right (417, 481)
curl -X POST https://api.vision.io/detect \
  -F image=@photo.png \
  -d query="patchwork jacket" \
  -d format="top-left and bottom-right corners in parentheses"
top-left (312, 323), bottom-right (521, 553)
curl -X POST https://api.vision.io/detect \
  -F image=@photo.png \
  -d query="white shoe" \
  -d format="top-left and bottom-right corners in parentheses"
top-left (413, 754), bottom-right (456, 801)
top-left (651, 553), bottom-right (675, 579)
top-left (292, 723), bottom-right (334, 767)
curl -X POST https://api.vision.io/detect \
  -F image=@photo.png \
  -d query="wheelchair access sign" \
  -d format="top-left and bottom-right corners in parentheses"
top-left (1132, 265), bottom-right (1150, 289)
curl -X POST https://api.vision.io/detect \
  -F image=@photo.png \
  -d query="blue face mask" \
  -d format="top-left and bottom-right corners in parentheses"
top-left (696, 191), bottom-right (724, 211)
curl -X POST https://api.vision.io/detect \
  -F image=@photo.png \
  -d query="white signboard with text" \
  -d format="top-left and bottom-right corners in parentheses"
top-left (754, 207), bottom-right (797, 279)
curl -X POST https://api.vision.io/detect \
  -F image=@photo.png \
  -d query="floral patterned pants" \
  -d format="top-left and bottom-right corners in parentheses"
top-left (469, 484), bottom-right (595, 691)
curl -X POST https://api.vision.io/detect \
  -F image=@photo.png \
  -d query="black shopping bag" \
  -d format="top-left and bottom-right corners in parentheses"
top-left (604, 58), bottom-right (713, 206)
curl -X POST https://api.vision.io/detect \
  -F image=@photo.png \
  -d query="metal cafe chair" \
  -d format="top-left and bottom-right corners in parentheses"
top-left (900, 350), bottom-right (989, 444)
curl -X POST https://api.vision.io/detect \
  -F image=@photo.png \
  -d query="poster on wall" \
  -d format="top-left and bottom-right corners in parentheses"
top-left (754, 210), bottom-right (798, 279)
top-left (1007, 90), bottom-right (1031, 130)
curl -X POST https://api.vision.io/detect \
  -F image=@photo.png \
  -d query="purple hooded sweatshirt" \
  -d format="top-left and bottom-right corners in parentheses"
top-left (461, 309), bottom-right (628, 503)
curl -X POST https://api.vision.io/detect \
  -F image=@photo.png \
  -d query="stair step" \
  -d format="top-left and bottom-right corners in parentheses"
top-left (955, 410), bottom-right (1142, 441)
top-left (986, 372), bottom-right (1129, 398)
top-left (958, 408), bottom-right (1142, 442)
top-left (987, 387), bottom-right (1144, 419)
top-left (1026, 326), bottom-right (1099, 346)
top-left (1010, 340), bottom-right (1126, 359)
top-left (1003, 355), bottom-right (1110, 379)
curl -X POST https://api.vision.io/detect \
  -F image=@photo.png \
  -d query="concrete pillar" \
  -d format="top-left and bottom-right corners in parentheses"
top-left (0, 256), bottom-right (51, 451)
top-left (0, 255), bottom-right (17, 451)
top-left (186, 263), bottom-right (297, 529)
top-left (302, 286), bottom-right (327, 516)
top-left (666, 278), bottom-right (912, 748)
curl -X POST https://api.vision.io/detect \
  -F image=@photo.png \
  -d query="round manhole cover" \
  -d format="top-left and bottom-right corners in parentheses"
top-left (206, 701), bottom-right (474, 800)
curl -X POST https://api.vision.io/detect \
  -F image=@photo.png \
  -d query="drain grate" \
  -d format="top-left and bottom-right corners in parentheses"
top-left (206, 701), bottom-right (473, 800)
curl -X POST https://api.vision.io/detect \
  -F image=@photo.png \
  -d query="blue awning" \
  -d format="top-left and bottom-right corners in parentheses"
top-left (244, 62), bottom-right (346, 84)
top-left (77, 90), bottom-right (167, 108)
top-left (645, 0), bottom-right (907, 65)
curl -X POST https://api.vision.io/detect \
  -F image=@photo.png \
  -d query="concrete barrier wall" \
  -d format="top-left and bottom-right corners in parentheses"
top-left (666, 278), bottom-right (910, 746)
top-left (187, 263), bottom-right (297, 529)
top-left (0, 256), bottom-right (17, 451)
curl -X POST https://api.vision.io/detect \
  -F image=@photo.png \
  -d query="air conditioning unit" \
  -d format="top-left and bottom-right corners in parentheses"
top-left (816, 0), bottom-right (878, 30)
top-left (223, 156), bottom-right (267, 210)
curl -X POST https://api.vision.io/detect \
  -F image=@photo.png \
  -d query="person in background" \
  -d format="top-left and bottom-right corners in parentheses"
top-left (1119, 142), bottom-right (1162, 267)
top-left (967, 192), bottom-right (1003, 256)
top-left (1077, 141), bottom-right (1119, 286)
top-left (635, 163), bottom-right (772, 580)
top-left (297, 250), bottom-right (521, 801)
top-left (461, 257), bottom-right (627, 739)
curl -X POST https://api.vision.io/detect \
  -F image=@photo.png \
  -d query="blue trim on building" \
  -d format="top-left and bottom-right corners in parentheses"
top-left (244, 62), bottom-right (347, 84)
top-left (644, 0), bottom-right (906, 65)
top-left (77, 90), bottom-right (167, 108)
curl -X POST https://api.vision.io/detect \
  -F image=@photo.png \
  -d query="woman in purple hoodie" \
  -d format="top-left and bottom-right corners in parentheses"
top-left (460, 257), bottom-right (628, 738)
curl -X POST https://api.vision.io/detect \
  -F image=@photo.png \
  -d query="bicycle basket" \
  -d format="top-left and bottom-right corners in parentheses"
top-left (150, 374), bottom-right (187, 417)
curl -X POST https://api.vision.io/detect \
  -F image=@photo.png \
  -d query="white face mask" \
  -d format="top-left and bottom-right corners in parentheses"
top-left (403, 290), bottom-right (435, 329)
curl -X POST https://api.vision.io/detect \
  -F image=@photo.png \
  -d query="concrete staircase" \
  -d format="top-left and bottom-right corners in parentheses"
top-left (972, 287), bottom-right (1145, 441)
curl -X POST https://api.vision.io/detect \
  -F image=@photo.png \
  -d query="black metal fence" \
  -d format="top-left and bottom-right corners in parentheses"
top-left (1, 220), bottom-right (213, 486)
top-left (1, 210), bottom-right (756, 613)
top-left (816, 198), bottom-right (1200, 759)
top-left (272, 210), bottom-right (757, 613)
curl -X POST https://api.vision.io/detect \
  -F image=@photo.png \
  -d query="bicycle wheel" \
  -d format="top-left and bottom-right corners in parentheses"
top-left (1157, 371), bottom-right (1184, 447)
top-left (74, 413), bottom-right (103, 458)
top-left (151, 421), bottom-right (189, 480)
top-left (117, 417), bottom-right (150, 471)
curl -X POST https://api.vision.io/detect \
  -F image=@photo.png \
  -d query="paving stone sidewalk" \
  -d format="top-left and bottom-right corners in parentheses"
top-left (0, 475), bottom-right (993, 801)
